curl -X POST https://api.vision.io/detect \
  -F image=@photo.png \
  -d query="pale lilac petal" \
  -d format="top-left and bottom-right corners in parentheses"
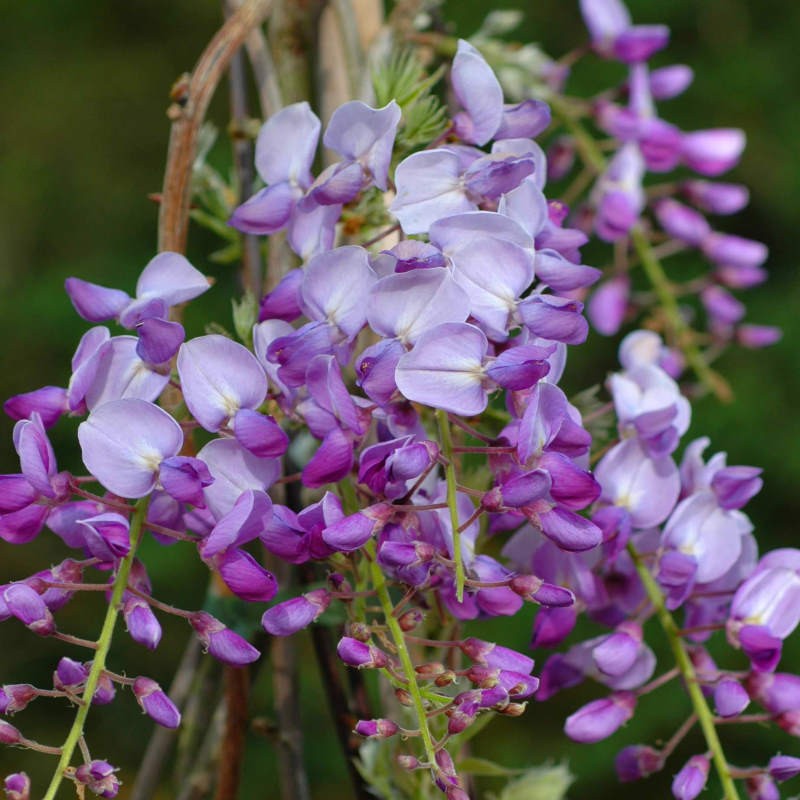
top-left (229, 183), bottom-right (298, 234)
top-left (287, 196), bottom-right (341, 260)
top-left (308, 161), bottom-right (365, 205)
top-left (83, 336), bottom-right (170, 411)
top-left (300, 246), bottom-right (377, 339)
top-left (323, 100), bottom-right (401, 190)
top-left (496, 100), bottom-right (551, 140)
top-left (588, 276), bottom-right (630, 336)
top-left (200, 489), bottom-right (273, 557)
top-left (68, 327), bottom-right (111, 411)
top-left (302, 428), bottom-right (354, 488)
top-left (135, 252), bottom-right (209, 307)
top-left (4, 386), bottom-right (67, 429)
top-left (451, 40), bottom-right (503, 146)
top-left (177, 335), bottom-right (267, 432)
top-left (367, 268), bottom-right (471, 345)
top-left (390, 150), bottom-right (474, 235)
top-left (497, 177), bottom-right (550, 239)
top-left (233, 409), bottom-right (289, 458)
top-left (450, 238), bottom-right (534, 334)
top-left (78, 399), bottom-right (183, 498)
top-left (136, 318), bottom-right (185, 365)
top-left (15, 416), bottom-right (57, 497)
top-left (197, 438), bottom-right (280, 520)
top-left (580, 0), bottom-right (631, 46)
top-left (431, 210), bottom-right (533, 253)
top-left (681, 129), bottom-right (746, 176)
top-left (613, 25), bottom-right (669, 63)
top-left (64, 278), bottom-right (130, 323)
top-left (595, 439), bottom-right (680, 528)
top-left (255, 101), bottom-right (320, 187)
top-left (395, 323), bottom-right (488, 416)
top-left (535, 250), bottom-right (601, 293)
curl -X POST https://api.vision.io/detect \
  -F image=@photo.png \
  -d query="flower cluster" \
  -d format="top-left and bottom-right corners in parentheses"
top-left (0, 1), bottom-right (790, 798)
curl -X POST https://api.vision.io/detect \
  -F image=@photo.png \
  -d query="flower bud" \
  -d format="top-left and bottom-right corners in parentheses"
top-left (262, 590), bottom-right (331, 637)
top-left (500, 702), bottom-right (527, 717)
top-left (398, 609), bottom-right (425, 632)
top-left (54, 658), bottom-right (88, 690)
top-left (415, 662), bottom-right (446, 680)
top-left (564, 691), bottom-right (636, 743)
top-left (746, 671), bottom-right (800, 714)
top-left (123, 597), bottom-right (162, 651)
top-left (714, 678), bottom-right (749, 718)
top-left (746, 774), bottom-right (779, 800)
top-left (737, 325), bottom-right (781, 349)
top-left (682, 180), bottom-right (749, 215)
top-left (460, 638), bottom-right (534, 674)
top-left (615, 745), bottom-right (664, 782)
top-left (396, 755), bottom-right (420, 770)
top-left (768, 755), bottom-right (800, 782)
top-left (434, 671), bottom-right (457, 687)
top-left (3, 584), bottom-right (55, 637)
top-left (74, 760), bottom-right (120, 798)
top-left (336, 637), bottom-right (388, 669)
top-left (190, 612), bottom-right (260, 666)
top-left (672, 755), bottom-right (709, 800)
top-left (133, 677), bottom-right (181, 729)
top-left (3, 772), bottom-right (30, 800)
top-left (354, 719), bottom-right (399, 739)
top-left (0, 722), bottom-right (21, 745)
top-left (347, 622), bottom-right (371, 643)
top-left (0, 685), bottom-right (36, 716)
top-left (395, 689), bottom-right (413, 707)
top-left (92, 673), bottom-right (116, 706)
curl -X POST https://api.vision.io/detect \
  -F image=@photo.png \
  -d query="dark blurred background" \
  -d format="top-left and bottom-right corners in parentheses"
top-left (0, 1), bottom-right (798, 797)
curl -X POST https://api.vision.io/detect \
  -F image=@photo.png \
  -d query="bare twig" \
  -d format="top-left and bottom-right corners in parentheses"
top-left (213, 667), bottom-right (251, 800)
top-left (158, 0), bottom-right (274, 254)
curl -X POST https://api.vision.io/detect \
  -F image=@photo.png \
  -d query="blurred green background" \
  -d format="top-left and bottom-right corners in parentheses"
top-left (0, 1), bottom-right (798, 797)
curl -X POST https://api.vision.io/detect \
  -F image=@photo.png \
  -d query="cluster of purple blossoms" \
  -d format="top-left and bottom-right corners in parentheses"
top-left (545, 0), bottom-right (781, 383)
top-left (0, 1), bottom-right (790, 798)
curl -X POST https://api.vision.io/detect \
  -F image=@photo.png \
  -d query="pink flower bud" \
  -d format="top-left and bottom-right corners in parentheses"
top-left (3, 772), bottom-right (30, 800)
top-left (190, 612), bottom-right (260, 666)
top-left (336, 637), bottom-right (388, 669)
top-left (133, 677), bottom-right (181, 729)
top-left (615, 745), bottom-right (664, 782)
top-left (0, 721), bottom-right (21, 745)
top-left (672, 755), bottom-right (709, 799)
top-left (74, 760), bottom-right (120, 799)
top-left (564, 691), bottom-right (636, 743)
top-left (354, 719), bottom-right (399, 739)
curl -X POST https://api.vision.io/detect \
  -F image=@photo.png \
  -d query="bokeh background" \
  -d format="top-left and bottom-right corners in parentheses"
top-left (0, 1), bottom-right (798, 797)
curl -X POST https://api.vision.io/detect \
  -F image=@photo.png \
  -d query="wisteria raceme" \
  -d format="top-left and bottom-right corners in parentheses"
top-left (0, 1), bottom-right (790, 799)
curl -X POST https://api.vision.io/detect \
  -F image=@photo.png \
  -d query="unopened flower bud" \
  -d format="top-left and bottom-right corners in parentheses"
top-left (500, 702), bottom-right (527, 717)
top-left (672, 755), bottom-right (709, 800)
top-left (190, 612), bottom-right (260, 666)
top-left (415, 662), bottom-right (446, 680)
top-left (3, 585), bottom-right (55, 637)
top-left (398, 609), bottom-right (424, 632)
top-left (396, 755), bottom-right (420, 770)
top-left (464, 665), bottom-right (500, 688)
top-left (347, 623), bottom-right (371, 643)
top-left (0, 722), bottom-right (21, 745)
top-left (336, 637), bottom-right (388, 669)
top-left (0, 685), bottom-right (36, 716)
top-left (445, 786), bottom-right (470, 800)
top-left (261, 590), bottom-right (330, 637)
top-left (615, 745), bottom-right (664, 782)
top-left (354, 719), bottom-right (399, 739)
top-left (133, 677), bottom-right (181, 729)
top-left (746, 671), bottom-right (800, 714)
top-left (54, 658), bottom-right (88, 690)
top-left (74, 760), bottom-right (120, 798)
top-left (3, 772), bottom-right (30, 800)
top-left (776, 710), bottom-right (800, 737)
top-left (746, 773), bottom-right (779, 800)
top-left (714, 678), bottom-right (749, 718)
top-left (92, 673), bottom-right (116, 706)
top-left (564, 691), bottom-right (636, 743)
top-left (768, 755), bottom-right (800, 782)
top-left (394, 689), bottom-right (413, 707)
top-left (123, 597), bottom-right (162, 651)
top-left (434, 670), bottom-right (457, 687)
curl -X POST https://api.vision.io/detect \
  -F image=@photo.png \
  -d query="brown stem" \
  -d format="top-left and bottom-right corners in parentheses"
top-left (225, 0), bottom-right (263, 297)
top-left (158, 0), bottom-right (274, 254)
top-left (213, 667), bottom-right (251, 800)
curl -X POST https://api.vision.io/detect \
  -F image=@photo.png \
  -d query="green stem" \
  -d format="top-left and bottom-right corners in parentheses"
top-left (436, 409), bottom-right (465, 602)
top-left (43, 497), bottom-right (150, 800)
top-left (627, 543), bottom-right (741, 800)
top-left (548, 95), bottom-right (731, 402)
top-left (366, 542), bottom-right (438, 769)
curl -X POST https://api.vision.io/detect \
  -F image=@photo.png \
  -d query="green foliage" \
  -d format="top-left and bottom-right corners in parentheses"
top-left (232, 289), bottom-right (258, 348)
top-left (372, 50), bottom-right (449, 154)
top-left (488, 762), bottom-right (574, 800)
